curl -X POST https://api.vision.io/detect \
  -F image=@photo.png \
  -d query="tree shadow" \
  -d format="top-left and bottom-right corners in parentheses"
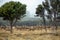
top-left (33, 33), bottom-right (60, 36)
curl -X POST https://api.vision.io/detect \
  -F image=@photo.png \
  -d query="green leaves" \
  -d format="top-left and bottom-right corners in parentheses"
top-left (0, 1), bottom-right (26, 22)
top-left (36, 5), bottom-right (44, 17)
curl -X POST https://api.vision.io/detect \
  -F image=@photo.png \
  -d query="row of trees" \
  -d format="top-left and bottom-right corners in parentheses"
top-left (0, 0), bottom-right (60, 33)
top-left (36, 0), bottom-right (60, 31)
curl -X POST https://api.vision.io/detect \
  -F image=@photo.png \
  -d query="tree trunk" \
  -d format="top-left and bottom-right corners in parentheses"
top-left (13, 18), bottom-right (17, 27)
top-left (54, 11), bottom-right (57, 33)
top-left (49, 14), bottom-right (52, 27)
top-left (10, 21), bottom-right (13, 33)
top-left (43, 16), bottom-right (47, 32)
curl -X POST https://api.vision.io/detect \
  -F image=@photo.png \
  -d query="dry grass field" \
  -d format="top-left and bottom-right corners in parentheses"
top-left (0, 26), bottom-right (60, 40)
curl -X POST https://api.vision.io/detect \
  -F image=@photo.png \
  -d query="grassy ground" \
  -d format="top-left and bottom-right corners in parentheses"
top-left (0, 26), bottom-right (60, 40)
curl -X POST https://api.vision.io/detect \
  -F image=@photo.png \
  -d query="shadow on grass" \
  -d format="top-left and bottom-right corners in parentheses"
top-left (0, 38), bottom-right (3, 40)
top-left (33, 33), bottom-right (60, 36)
top-left (15, 34), bottom-right (22, 37)
top-left (0, 32), bottom-right (10, 40)
top-left (0, 33), bottom-right (9, 37)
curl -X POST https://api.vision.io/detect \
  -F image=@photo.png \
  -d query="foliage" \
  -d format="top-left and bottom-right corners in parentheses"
top-left (36, 5), bottom-right (44, 17)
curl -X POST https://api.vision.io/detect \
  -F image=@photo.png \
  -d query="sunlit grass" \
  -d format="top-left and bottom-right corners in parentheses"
top-left (0, 26), bottom-right (60, 40)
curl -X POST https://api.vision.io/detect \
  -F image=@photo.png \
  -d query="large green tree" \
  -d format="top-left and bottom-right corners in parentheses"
top-left (0, 1), bottom-right (26, 33)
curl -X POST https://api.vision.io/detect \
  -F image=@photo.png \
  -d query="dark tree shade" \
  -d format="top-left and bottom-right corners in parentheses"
top-left (36, 5), bottom-right (44, 17)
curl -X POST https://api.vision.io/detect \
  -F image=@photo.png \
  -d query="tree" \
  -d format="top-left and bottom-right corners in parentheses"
top-left (36, 5), bottom-right (47, 31)
top-left (43, 0), bottom-right (60, 31)
top-left (42, 0), bottom-right (53, 27)
top-left (50, 0), bottom-right (60, 31)
top-left (36, 0), bottom-right (60, 32)
top-left (0, 1), bottom-right (26, 33)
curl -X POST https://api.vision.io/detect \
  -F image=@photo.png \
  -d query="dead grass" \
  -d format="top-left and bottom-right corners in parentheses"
top-left (0, 26), bottom-right (60, 40)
